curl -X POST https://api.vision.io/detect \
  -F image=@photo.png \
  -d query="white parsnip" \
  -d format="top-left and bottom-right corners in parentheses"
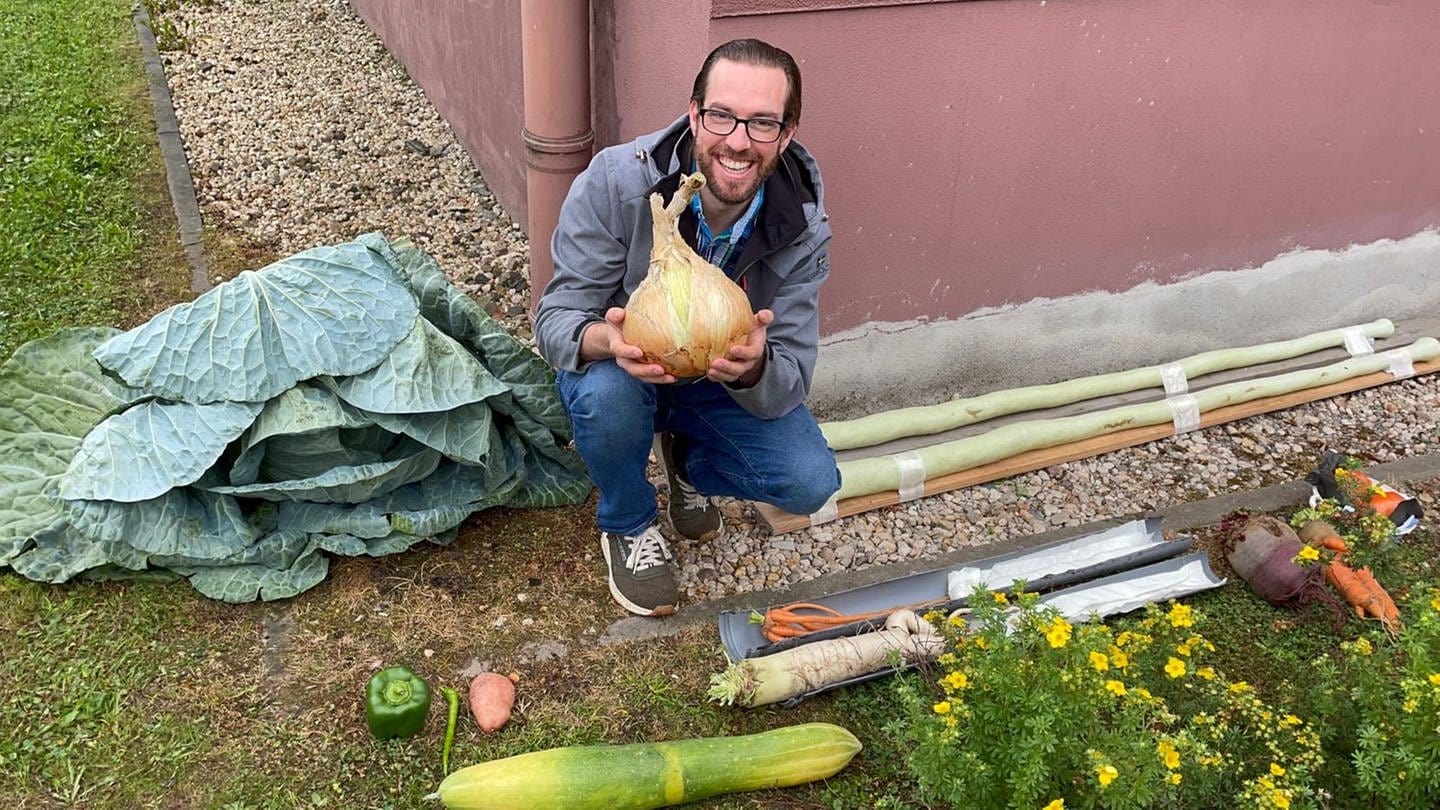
top-left (708, 610), bottom-right (944, 708)
top-left (835, 338), bottom-right (1438, 501)
top-left (821, 319), bottom-right (1397, 451)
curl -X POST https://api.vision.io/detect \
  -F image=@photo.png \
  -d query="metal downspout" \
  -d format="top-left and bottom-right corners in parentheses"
top-left (520, 0), bottom-right (594, 314)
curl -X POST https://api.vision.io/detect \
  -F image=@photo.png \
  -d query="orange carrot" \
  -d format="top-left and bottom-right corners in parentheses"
top-left (1351, 566), bottom-right (1402, 632)
top-left (1325, 560), bottom-right (1375, 619)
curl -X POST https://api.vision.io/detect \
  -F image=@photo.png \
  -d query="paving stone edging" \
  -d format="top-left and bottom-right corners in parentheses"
top-left (132, 3), bottom-right (210, 295)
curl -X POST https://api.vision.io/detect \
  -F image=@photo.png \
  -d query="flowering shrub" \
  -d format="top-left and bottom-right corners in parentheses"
top-left (1289, 467), bottom-right (1400, 571)
top-left (1344, 585), bottom-right (1440, 805)
top-left (891, 590), bottom-right (1323, 809)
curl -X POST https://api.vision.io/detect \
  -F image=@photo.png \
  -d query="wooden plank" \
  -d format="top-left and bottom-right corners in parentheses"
top-left (756, 359), bottom-right (1440, 534)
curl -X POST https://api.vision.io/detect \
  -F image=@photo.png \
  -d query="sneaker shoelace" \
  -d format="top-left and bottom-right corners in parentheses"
top-left (624, 528), bottom-right (673, 573)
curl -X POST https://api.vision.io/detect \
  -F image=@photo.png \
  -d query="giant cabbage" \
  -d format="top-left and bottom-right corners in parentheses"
top-left (0, 234), bottom-right (591, 601)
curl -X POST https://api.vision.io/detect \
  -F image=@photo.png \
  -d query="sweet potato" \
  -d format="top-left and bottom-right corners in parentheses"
top-left (468, 672), bottom-right (515, 733)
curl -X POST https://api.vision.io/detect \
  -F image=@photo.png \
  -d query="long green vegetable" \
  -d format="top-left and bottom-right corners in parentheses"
top-left (821, 319), bottom-right (1397, 450)
top-left (834, 337), bottom-right (1438, 501)
top-left (430, 723), bottom-right (862, 809)
top-left (441, 686), bottom-right (459, 775)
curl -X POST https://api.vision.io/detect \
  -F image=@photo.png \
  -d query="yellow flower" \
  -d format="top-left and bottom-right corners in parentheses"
top-left (1109, 647), bottom-right (1129, 669)
top-left (1404, 698), bottom-right (1418, 713)
top-left (1132, 687), bottom-right (1154, 700)
top-left (1176, 642), bottom-right (1192, 657)
top-left (1089, 651), bottom-right (1110, 671)
top-left (1272, 790), bottom-right (1291, 809)
top-left (1157, 740), bottom-right (1180, 769)
top-left (937, 653), bottom-right (956, 666)
top-left (1169, 772), bottom-right (1183, 785)
top-left (1229, 681), bottom-right (1252, 692)
top-left (1104, 679), bottom-right (1127, 696)
top-left (1097, 764), bottom-right (1118, 787)
top-left (1165, 657), bottom-right (1187, 679)
top-left (1270, 762), bottom-right (1286, 777)
top-left (943, 671), bottom-right (970, 690)
top-left (1430, 594), bottom-right (1440, 613)
top-left (948, 613), bottom-right (968, 628)
top-left (1428, 673), bottom-right (1440, 687)
top-left (1293, 545), bottom-right (1320, 564)
top-left (933, 701), bottom-right (952, 715)
top-left (1281, 714), bottom-right (1301, 726)
top-left (1353, 637), bottom-right (1373, 656)
top-left (1197, 666), bottom-right (1217, 680)
top-left (993, 591), bottom-right (1009, 604)
top-left (1042, 801), bottom-right (1064, 810)
top-left (1168, 603), bottom-right (1195, 628)
top-left (1116, 630), bottom-right (1134, 647)
top-left (975, 636), bottom-right (990, 650)
top-left (1044, 617), bottom-right (1073, 648)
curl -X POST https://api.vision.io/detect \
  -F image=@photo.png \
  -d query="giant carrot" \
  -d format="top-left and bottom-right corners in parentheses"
top-left (1302, 519), bottom-right (1402, 633)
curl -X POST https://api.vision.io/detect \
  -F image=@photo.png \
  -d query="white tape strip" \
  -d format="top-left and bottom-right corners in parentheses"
top-left (808, 494), bottom-right (839, 526)
top-left (1167, 394), bottom-right (1201, 434)
top-left (1159, 362), bottom-right (1189, 396)
top-left (1341, 326), bottom-right (1374, 357)
top-left (892, 450), bottom-right (927, 502)
top-left (1386, 348), bottom-right (1416, 379)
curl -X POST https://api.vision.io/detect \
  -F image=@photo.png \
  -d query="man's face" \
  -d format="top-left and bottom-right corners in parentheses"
top-left (688, 59), bottom-right (795, 208)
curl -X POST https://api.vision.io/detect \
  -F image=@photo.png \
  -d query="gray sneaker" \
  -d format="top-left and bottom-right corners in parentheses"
top-left (599, 524), bottom-right (678, 617)
top-left (657, 433), bottom-right (723, 542)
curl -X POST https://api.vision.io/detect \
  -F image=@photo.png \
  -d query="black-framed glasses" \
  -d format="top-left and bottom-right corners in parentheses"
top-left (698, 108), bottom-right (787, 143)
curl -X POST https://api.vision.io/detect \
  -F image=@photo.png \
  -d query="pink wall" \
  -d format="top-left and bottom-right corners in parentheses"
top-left (348, 0), bottom-right (528, 226)
top-left (353, 0), bottom-right (1440, 337)
top-left (609, 0), bottom-right (1440, 333)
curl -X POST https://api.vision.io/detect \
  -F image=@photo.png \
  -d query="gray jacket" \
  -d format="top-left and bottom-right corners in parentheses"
top-left (534, 116), bottom-right (833, 420)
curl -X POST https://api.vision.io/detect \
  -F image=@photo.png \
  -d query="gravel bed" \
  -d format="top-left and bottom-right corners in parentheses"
top-left (158, 0), bottom-right (1440, 605)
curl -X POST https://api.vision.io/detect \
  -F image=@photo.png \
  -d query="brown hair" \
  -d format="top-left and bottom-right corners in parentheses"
top-left (690, 38), bottom-right (802, 126)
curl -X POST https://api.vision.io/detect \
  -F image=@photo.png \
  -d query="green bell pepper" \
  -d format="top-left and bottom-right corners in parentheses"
top-left (365, 666), bottom-right (432, 739)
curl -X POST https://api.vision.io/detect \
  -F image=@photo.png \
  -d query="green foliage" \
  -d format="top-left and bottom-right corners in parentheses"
top-left (890, 592), bottom-right (1324, 809)
top-left (1289, 469), bottom-right (1402, 571)
top-left (1344, 585), bottom-right (1440, 805)
top-left (0, 0), bottom-right (151, 364)
top-left (0, 579), bottom-right (212, 805)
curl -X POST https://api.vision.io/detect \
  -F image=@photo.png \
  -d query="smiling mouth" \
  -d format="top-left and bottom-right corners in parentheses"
top-left (716, 155), bottom-right (753, 174)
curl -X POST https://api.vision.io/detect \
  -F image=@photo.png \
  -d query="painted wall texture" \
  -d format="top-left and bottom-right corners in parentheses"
top-left (348, 0), bottom-right (528, 225)
top-left (350, 0), bottom-right (1440, 415)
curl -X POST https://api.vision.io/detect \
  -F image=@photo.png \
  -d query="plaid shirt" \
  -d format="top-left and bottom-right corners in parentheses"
top-left (691, 181), bottom-right (764, 283)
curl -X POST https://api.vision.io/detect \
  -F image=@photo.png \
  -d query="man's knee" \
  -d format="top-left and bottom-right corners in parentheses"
top-left (769, 453), bottom-right (841, 516)
top-left (560, 361), bottom-right (652, 420)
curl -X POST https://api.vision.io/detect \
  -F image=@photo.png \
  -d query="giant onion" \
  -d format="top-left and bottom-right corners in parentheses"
top-left (622, 172), bottom-right (753, 377)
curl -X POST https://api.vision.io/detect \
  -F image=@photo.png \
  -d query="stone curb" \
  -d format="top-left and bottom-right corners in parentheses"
top-left (598, 451), bottom-right (1440, 645)
top-left (132, 3), bottom-right (211, 294)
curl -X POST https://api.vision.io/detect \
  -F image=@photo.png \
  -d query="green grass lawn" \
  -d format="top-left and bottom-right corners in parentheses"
top-left (0, 0), bottom-right (186, 363)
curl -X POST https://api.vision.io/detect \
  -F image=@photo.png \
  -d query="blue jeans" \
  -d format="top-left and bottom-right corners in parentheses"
top-left (557, 360), bottom-right (841, 536)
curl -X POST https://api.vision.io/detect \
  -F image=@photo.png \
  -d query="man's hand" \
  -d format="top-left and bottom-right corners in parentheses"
top-left (708, 309), bottom-right (772, 387)
top-left (580, 307), bottom-right (676, 384)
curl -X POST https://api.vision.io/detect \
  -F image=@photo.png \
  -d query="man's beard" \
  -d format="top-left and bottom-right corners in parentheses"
top-left (696, 146), bottom-right (781, 206)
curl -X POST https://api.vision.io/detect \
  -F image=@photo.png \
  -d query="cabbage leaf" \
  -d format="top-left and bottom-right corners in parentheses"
top-left (0, 235), bottom-right (591, 601)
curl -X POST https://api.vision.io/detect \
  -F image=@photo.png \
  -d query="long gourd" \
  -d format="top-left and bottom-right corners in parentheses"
top-left (821, 318), bottom-right (1396, 450)
top-left (834, 337), bottom-right (1438, 501)
top-left (431, 722), bottom-right (861, 809)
